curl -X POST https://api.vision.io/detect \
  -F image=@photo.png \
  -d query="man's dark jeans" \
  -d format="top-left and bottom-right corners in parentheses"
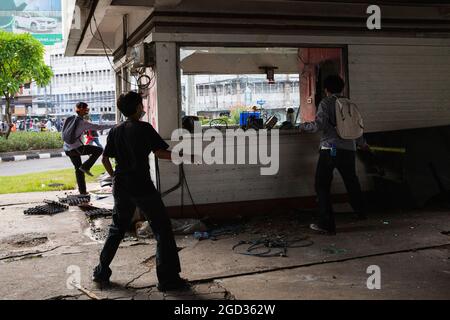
top-left (65, 145), bottom-right (103, 194)
top-left (94, 177), bottom-right (181, 285)
top-left (315, 149), bottom-right (365, 232)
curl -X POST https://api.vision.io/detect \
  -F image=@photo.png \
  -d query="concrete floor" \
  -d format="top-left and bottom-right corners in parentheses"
top-left (0, 188), bottom-right (449, 300)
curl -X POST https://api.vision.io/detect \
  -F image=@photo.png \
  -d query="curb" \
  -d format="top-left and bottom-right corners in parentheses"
top-left (0, 152), bottom-right (67, 163)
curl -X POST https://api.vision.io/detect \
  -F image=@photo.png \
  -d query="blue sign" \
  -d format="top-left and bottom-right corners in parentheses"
top-left (256, 99), bottom-right (266, 106)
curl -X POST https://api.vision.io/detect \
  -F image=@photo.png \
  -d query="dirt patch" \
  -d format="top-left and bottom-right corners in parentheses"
top-left (1, 233), bottom-right (48, 248)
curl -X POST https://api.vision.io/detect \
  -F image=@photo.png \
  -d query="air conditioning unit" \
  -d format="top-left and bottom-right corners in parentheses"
top-left (130, 43), bottom-right (155, 69)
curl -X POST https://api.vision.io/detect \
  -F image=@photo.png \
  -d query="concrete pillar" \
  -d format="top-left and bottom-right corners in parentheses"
top-left (187, 75), bottom-right (196, 116)
top-left (152, 42), bottom-right (180, 139)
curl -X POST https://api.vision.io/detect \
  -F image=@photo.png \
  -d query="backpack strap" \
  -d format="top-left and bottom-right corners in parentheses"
top-left (332, 95), bottom-right (345, 121)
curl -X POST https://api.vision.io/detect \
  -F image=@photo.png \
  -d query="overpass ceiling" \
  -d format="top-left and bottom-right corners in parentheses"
top-left (111, 0), bottom-right (449, 6)
top-left (180, 48), bottom-right (300, 74)
top-left (66, 0), bottom-right (450, 57)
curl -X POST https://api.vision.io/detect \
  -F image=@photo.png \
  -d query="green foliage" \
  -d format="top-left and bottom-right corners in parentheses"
top-left (0, 31), bottom-right (53, 138)
top-left (230, 106), bottom-right (248, 124)
top-left (0, 31), bottom-right (53, 95)
top-left (0, 132), bottom-right (63, 153)
top-left (199, 116), bottom-right (235, 127)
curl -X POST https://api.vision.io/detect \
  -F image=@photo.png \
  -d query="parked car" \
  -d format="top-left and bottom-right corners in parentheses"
top-left (14, 12), bottom-right (57, 32)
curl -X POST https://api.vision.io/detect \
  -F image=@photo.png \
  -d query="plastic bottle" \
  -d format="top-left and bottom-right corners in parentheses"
top-left (331, 143), bottom-right (337, 157)
top-left (194, 231), bottom-right (210, 240)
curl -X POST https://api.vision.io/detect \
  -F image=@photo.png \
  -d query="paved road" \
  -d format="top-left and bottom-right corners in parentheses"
top-left (0, 156), bottom-right (104, 176)
top-left (0, 135), bottom-right (107, 176)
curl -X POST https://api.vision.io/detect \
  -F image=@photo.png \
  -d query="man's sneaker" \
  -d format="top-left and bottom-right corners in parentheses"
top-left (79, 167), bottom-right (94, 177)
top-left (92, 265), bottom-right (111, 286)
top-left (309, 223), bottom-right (336, 235)
top-left (92, 275), bottom-right (110, 288)
top-left (157, 277), bottom-right (191, 292)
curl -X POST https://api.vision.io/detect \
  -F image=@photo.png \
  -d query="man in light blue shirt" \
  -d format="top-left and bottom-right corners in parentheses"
top-left (299, 75), bottom-right (368, 235)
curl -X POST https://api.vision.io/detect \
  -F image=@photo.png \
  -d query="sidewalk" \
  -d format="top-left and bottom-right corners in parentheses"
top-left (0, 189), bottom-right (449, 300)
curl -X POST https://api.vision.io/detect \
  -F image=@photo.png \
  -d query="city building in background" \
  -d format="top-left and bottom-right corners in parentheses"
top-left (181, 74), bottom-right (299, 123)
top-left (32, 42), bottom-right (116, 122)
top-left (0, 0), bottom-right (116, 123)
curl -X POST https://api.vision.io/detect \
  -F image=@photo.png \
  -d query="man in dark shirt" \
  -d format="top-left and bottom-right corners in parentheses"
top-left (93, 91), bottom-right (189, 291)
top-left (299, 75), bottom-right (368, 235)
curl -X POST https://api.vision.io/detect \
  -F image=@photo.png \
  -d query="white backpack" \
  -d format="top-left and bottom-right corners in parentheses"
top-left (333, 96), bottom-right (364, 140)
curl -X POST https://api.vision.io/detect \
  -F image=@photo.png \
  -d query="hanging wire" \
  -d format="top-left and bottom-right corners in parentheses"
top-left (90, 15), bottom-right (154, 91)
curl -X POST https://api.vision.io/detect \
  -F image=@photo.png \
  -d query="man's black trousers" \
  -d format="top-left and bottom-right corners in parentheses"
top-left (95, 178), bottom-right (181, 285)
top-left (315, 149), bottom-right (364, 232)
top-left (65, 145), bottom-right (103, 194)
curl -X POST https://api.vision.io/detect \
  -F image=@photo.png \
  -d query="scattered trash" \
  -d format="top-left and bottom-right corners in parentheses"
top-left (59, 194), bottom-right (91, 206)
top-left (24, 200), bottom-right (69, 215)
top-left (94, 195), bottom-right (109, 201)
top-left (99, 173), bottom-right (113, 188)
top-left (172, 219), bottom-right (208, 234)
top-left (84, 208), bottom-right (113, 219)
top-left (233, 235), bottom-right (314, 257)
top-left (136, 221), bottom-right (152, 238)
top-left (194, 231), bottom-right (211, 240)
top-left (134, 218), bottom-right (209, 239)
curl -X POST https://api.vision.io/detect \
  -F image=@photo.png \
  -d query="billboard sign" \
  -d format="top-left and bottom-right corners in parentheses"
top-left (0, 0), bottom-right (62, 46)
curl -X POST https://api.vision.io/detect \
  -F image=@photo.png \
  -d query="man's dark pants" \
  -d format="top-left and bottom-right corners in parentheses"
top-left (65, 145), bottom-right (103, 194)
top-left (94, 177), bottom-right (181, 285)
top-left (315, 149), bottom-right (364, 232)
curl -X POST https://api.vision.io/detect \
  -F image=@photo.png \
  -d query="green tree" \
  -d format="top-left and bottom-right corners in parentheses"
top-left (0, 31), bottom-right (53, 139)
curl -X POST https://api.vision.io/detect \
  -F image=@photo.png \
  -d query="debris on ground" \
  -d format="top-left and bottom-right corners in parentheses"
top-left (134, 218), bottom-right (209, 239)
top-left (172, 219), bottom-right (208, 234)
top-left (1, 233), bottom-right (48, 248)
top-left (23, 200), bottom-right (68, 215)
top-left (81, 206), bottom-right (113, 219)
top-left (58, 194), bottom-right (91, 206)
top-left (194, 231), bottom-right (211, 240)
top-left (232, 235), bottom-right (314, 257)
top-left (136, 221), bottom-right (152, 238)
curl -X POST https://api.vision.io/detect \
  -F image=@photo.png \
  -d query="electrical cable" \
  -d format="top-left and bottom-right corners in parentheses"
top-left (232, 235), bottom-right (314, 257)
top-left (90, 15), bottom-right (153, 91)
top-left (155, 161), bottom-right (201, 219)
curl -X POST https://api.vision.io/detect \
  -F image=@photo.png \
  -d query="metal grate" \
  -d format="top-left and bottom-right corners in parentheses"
top-left (24, 200), bottom-right (69, 215)
top-left (58, 195), bottom-right (91, 206)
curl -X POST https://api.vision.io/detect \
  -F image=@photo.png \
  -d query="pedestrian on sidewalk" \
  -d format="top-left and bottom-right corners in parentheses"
top-left (299, 75), bottom-right (369, 235)
top-left (62, 102), bottom-right (115, 195)
top-left (93, 91), bottom-right (191, 292)
top-left (86, 129), bottom-right (103, 148)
